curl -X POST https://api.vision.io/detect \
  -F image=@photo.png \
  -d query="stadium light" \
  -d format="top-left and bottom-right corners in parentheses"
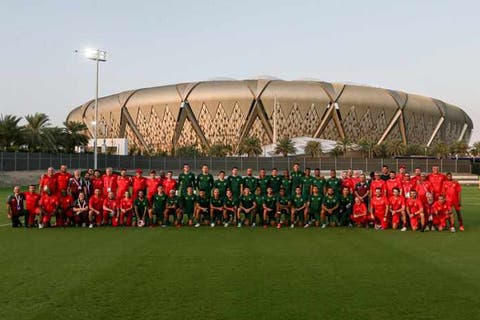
top-left (76, 48), bottom-right (107, 169)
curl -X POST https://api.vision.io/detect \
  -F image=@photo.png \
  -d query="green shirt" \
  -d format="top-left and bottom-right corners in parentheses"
top-left (264, 194), bottom-right (277, 209)
top-left (290, 170), bottom-right (304, 192)
top-left (239, 193), bottom-right (256, 209)
top-left (152, 193), bottom-right (167, 212)
top-left (312, 177), bottom-right (327, 194)
top-left (210, 196), bottom-right (224, 208)
top-left (166, 195), bottom-right (180, 207)
top-left (277, 195), bottom-right (290, 206)
top-left (196, 195), bottom-right (210, 208)
top-left (242, 176), bottom-right (258, 192)
top-left (268, 175), bottom-right (282, 194)
top-left (224, 197), bottom-right (238, 209)
top-left (339, 194), bottom-right (354, 213)
top-left (292, 194), bottom-right (307, 209)
top-left (301, 175), bottom-right (314, 197)
top-left (280, 177), bottom-right (292, 195)
top-left (308, 194), bottom-right (323, 211)
top-left (196, 173), bottom-right (214, 194)
top-left (227, 175), bottom-right (243, 198)
top-left (326, 177), bottom-right (342, 195)
top-left (181, 194), bottom-right (196, 214)
top-left (134, 198), bottom-right (149, 214)
top-left (213, 179), bottom-right (228, 199)
top-left (323, 194), bottom-right (339, 209)
top-left (257, 176), bottom-right (270, 195)
top-left (178, 172), bottom-right (196, 195)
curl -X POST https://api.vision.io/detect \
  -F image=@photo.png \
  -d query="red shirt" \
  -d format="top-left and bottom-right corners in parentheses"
top-left (370, 179), bottom-right (386, 196)
top-left (385, 179), bottom-right (402, 197)
top-left (6, 193), bottom-right (25, 214)
top-left (353, 202), bottom-right (367, 216)
top-left (55, 172), bottom-right (72, 193)
top-left (116, 175), bottom-right (132, 197)
top-left (39, 174), bottom-right (57, 194)
top-left (132, 176), bottom-right (147, 194)
top-left (417, 181), bottom-right (433, 203)
top-left (40, 194), bottom-right (59, 214)
top-left (389, 195), bottom-right (405, 212)
top-left (120, 198), bottom-right (133, 211)
top-left (443, 180), bottom-right (461, 204)
top-left (102, 174), bottom-right (118, 195)
top-left (163, 178), bottom-right (177, 195)
top-left (103, 198), bottom-right (118, 211)
top-left (410, 175), bottom-right (422, 187)
top-left (371, 196), bottom-right (388, 216)
top-left (432, 201), bottom-right (451, 217)
top-left (402, 179), bottom-right (416, 198)
top-left (342, 178), bottom-right (355, 193)
top-left (23, 192), bottom-right (40, 212)
top-left (146, 178), bottom-right (161, 199)
top-left (428, 173), bottom-right (446, 196)
top-left (89, 195), bottom-right (103, 211)
top-left (91, 177), bottom-right (104, 193)
top-left (60, 195), bottom-right (74, 211)
top-left (406, 198), bottom-right (423, 215)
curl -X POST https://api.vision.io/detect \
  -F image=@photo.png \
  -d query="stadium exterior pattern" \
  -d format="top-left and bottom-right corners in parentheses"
top-left (66, 79), bottom-right (473, 153)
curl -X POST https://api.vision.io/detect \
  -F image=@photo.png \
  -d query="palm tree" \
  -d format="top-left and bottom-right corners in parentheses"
top-left (373, 143), bottom-right (388, 158)
top-left (471, 141), bottom-right (480, 157)
top-left (357, 138), bottom-right (375, 158)
top-left (336, 137), bottom-right (351, 157)
top-left (63, 121), bottom-right (89, 153)
top-left (23, 113), bottom-right (52, 152)
top-left (304, 141), bottom-right (322, 157)
top-left (238, 136), bottom-right (262, 157)
top-left (405, 144), bottom-right (422, 156)
top-left (208, 143), bottom-right (232, 157)
top-left (450, 141), bottom-right (468, 156)
top-left (431, 142), bottom-right (450, 159)
top-left (0, 114), bottom-right (23, 150)
top-left (175, 145), bottom-right (201, 157)
top-left (385, 140), bottom-right (406, 157)
top-left (275, 136), bottom-right (296, 157)
top-left (329, 146), bottom-right (343, 158)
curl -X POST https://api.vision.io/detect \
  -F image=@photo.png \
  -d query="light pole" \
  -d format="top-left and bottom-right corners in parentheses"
top-left (78, 48), bottom-right (107, 169)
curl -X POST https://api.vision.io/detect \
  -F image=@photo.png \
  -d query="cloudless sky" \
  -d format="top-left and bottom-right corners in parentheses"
top-left (0, 0), bottom-right (479, 142)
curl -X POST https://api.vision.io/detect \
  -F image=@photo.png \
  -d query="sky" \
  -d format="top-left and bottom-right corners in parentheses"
top-left (0, 0), bottom-right (479, 143)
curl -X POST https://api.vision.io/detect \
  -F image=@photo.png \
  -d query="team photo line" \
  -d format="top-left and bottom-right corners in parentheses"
top-left (6, 162), bottom-right (464, 232)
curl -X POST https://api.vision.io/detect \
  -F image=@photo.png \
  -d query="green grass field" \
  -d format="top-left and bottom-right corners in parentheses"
top-left (1, 186), bottom-right (479, 320)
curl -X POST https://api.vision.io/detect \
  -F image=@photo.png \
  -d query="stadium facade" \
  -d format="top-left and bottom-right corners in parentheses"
top-left (66, 79), bottom-right (473, 153)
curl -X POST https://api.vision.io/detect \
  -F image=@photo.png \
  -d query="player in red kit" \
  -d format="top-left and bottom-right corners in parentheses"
top-left (410, 167), bottom-right (422, 186)
top-left (119, 191), bottom-right (134, 227)
top-left (427, 166), bottom-right (446, 199)
top-left (103, 191), bottom-right (118, 226)
top-left (370, 172), bottom-right (386, 197)
top-left (88, 188), bottom-right (104, 228)
top-left (23, 184), bottom-right (41, 227)
top-left (39, 167), bottom-right (57, 195)
top-left (416, 173), bottom-right (433, 205)
top-left (91, 170), bottom-right (104, 195)
top-left (370, 187), bottom-right (389, 230)
top-left (54, 165), bottom-right (72, 196)
top-left (132, 168), bottom-right (147, 200)
top-left (351, 197), bottom-right (371, 227)
top-left (385, 171), bottom-right (402, 197)
top-left (402, 172), bottom-right (416, 199)
top-left (396, 164), bottom-right (407, 184)
top-left (442, 172), bottom-right (463, 231)
top-left (389, 187), bottom-right (406, 231)
top-left (146, 169), bottom-right (161, 203)
top-left (116, 168), bottom-right (132, 200)
top-left (102, 167), bottom-right (118, 197)
top-left (406, 190), bottom-right (425, 231)
top-left (341, 171), bottom-right (355, 193)
top-left (431, 194), bottom-right (454, 232)
top-left (162, 171), bottom-right (177, 195)
top-left (39, 187), bottom-right (59, 228)
top-left (58, 189), bottom-right (74, 227)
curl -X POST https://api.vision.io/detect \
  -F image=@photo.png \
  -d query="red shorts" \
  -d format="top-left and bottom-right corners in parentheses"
top-left (392, 213), bottom-right (401, 225)
top-left (351, 214), bottom-right (369, 225)
top-left (433, 214), bottom-right (448, 228)
top-left (451, 202), bottom-right (461, 212)
top-left (410, 215), bottom-right (420, 229)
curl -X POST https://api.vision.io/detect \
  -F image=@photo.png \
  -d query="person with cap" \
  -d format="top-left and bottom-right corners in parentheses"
top-left (146, 169), bottom-right (161, 203)
top-left (132, 168), bottom-right (147, 201)
top-left (116, 168), bottom-right (132, 200)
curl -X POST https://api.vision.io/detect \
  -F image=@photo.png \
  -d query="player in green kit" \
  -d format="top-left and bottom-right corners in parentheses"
top-left (237, 187), bottom-right (256, 227)
top-left (242, 168), bottom-right (258, 193)
top-left (178, 164), bottom-right (196, 197)
top-left (262, 186), bottom-right (278, 228)
top-left (165, 189), bottom-right (181, 227)
top-left (321, 186), bottom-right (340, 228)
top-left (227, 167), bottom-right (243, 200)
top-left (290, 163), bottom-right (304, 197)
top-left (180, 186), bottom-right (196, 226)
top-left (338, 186), bottom-right (354, 227)
top-left (306, 185), bottom-right (323, 227)
top-left (252, 186), bottom-right (264, 227)
top-left (223, 189), bottom-right (237, 227)
top-left (280, 170), bottom-right (292, 196)
top-left (149, 185), bottom-right (167, 226)
top-left (312, 168), bottom-right (326, 195)
top-left (257, 169), bottom-right (270, 195)
top-left (213, 171), bottom-right (228, 199)
top-left (197, 164), bottom-right (214, 196)
top-left (210, 188), bottom-right (224, 227)
top-left (134, 190), bottom-right (149, 227)
top-left (326, 169), bottom-right (342, 195)
top-left (268, 168), bottom-right (282, 194)
top-left (194, 189), bottom-right (211, 227)
top-left (276, 187), bottom-right (291, 228)
top-left (290, 186), bottom-right (307, 228)
top-left (301, 168), bottom-right (314, 198)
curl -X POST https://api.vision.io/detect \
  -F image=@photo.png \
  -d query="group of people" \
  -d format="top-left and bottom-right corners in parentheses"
top-left (5, 162), bottom-right (464, 232)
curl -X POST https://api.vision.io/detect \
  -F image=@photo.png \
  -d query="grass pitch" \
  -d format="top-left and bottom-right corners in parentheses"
top-left (0, 187), bottom-right (479, 320)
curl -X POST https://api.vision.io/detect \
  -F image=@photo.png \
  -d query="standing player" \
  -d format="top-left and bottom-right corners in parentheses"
top-left (290, 186), bottom-right (307, 228)
top-left (55, 165), bottom-right (72, 196)
top-left (227, 167), bottom-right (243, 200)
top-left (301, 168), bottom-right (314, 198)
top-left (162, 171), bottom-right (177, 196)
top-left (326, 169), bottom-right (342, 196)
top-left (405, 190), bottom-right (425, 231)
top-left (213, 171), bottom-right (228, 199)
top-left (306, 185), bottom-right (323, 228)
top-left (6, 186), bottom-right (27, 227)
top-left (338, 186), bottom-right (354, 227)
top-left (178, 164), bottom-right (196, 197)
top-left (116, 169), bottom-right (132, 200)
top-left (402, 172), bottom-right (416, 199)
top-left (417, 173), bottom-right (433, 205)
top-left (132, 169), bottom-right (147, 201)
top-left (370, 172), bottom-right (386, 197)
top-left (268, 168), bottom-right (282, 194)
top-left (242, 168), bottom-right (258, 194)
top-left (39, 187), bottom-right (59, 228)
top-left (370, 187), bottom-right (389, 230)
top-left (223, 189), bottom-right (237, 227)
top-left (72, 192), bottom-right (89, 227)
top-left (146, 170), bottom-right (161, 203)
top-left (443, 172), bottom-right (464, 231)
top-left (210, 188), bottom-right (224, 227)
top-left (149, 185), bottom-right (167, 226)
top-left (237, 187), bottom-right (256, 227)
top-left (389, 187), bottom-right (406, 231)
top-left (91, 170), bottom-right (104, 197)
top-left (354, 174), bottom-right (370, 207)
top-left (312, 169), bottom-right (326, 196)
top-left (428, 166), bottom-right (446, 199)
top-left (39, 167), bottom-right (57, 195)
top-left (102, 167), bottom-right (117, 198)
top-left (197, 164), bottom-right (214, 196)
top-left (257, 169), bottom-right (269, 195)
top-left (290, 163), bottom-right (304, 197)
top-left (321, 186), bottom-right (340, 228)
top-left (410, 167), bottom-right (422, 186)
top-left (68, 169), bottom-right (86, 200)
top-left (88, 188), bottom-right (104, 228)
top-left (385, 171), bottom-right (402, 197)
top-left (280, 170), bottom-right (292, 196)
top-left (24, 184), bottom-right (41, 227)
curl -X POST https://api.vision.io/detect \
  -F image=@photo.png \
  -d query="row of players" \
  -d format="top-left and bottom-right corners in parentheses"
top-left (6, 163), bottom-right (463, 232)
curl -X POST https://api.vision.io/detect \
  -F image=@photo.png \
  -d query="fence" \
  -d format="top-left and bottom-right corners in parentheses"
top-left (0, 152), bottom-right (473, 173)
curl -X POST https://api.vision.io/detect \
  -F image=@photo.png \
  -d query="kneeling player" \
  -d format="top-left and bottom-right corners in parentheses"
top-left (370, 187), bottom-right (389, 230)
top-left (210, 188), bottom-right (224, 227)
top-left (165, 190), bottom-right (181, 227)
top-left (134, 190), bottom-right (149, 227)
top-left (72, 192), bottom-right (89, 227)
top-left (223, 190), bottom-right (237, 227)
top-left (103, 191), bottom-right (118, 226)
top-left (59, 189), bottom-right (74, 227)
top-left (432, 195), bottom-right (454, 232)
top-left (88, 188), bottom-right (103, 228)
top-left (276, 188), bottom-right (291, 228)
top-left (389, 187), bottom-right (406, 231)
top-left (195, 189), bottom-right (211, 227)
top-left (181, 187), bottom-right (196, 227)
top-left (351, 197), bottom-right (370, 227)
top-left (237, 187), bottom-right (256, 227)
top-left (119, 191), bottom-right (134, 226)
top-left (406, 190), bottom-right (425, 231)
top-left (290, 186), bottom-right (307, 228)
top-left (321, 187), bottom-right (340, 228)
top-left (39, 187), bottom-right (59, 228)
top-left (149, 185), bottom-right (167, 226)
top-left (262, 187), bottom-right (278, 228)
top-left (338, 186), bottom-right (354, 227)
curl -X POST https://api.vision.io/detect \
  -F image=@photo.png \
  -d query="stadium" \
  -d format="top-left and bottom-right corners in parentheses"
top-left (66, 79), bottom-right (473, 153)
